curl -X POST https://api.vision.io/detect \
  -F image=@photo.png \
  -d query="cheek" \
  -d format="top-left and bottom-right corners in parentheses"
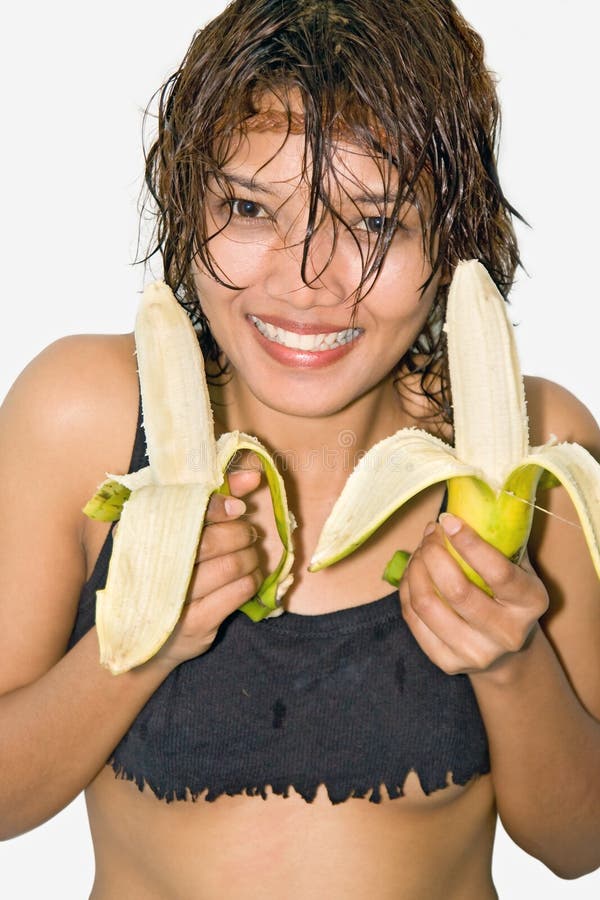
top-left (191, 264), bottom-right (230, 335)
top-left (192, 239), bottom-right (271, 323)
top-left (197, 234), bottom-right (272, 290)
top-left (372, 254), bottom-right (438, 331)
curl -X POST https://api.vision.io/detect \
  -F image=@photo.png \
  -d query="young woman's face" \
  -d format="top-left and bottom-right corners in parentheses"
top-left (194, 114), bottom-right (442, 419)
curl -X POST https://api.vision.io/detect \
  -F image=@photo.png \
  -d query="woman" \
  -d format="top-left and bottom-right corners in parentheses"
top-left (1, 1), bottom-right (599, 897)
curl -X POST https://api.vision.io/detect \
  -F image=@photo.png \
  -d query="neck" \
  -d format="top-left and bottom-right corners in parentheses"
top-left (208, 366), bottom-right (417, 494)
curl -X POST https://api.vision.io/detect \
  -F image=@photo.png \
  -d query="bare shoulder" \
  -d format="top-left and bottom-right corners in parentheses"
top-left (0, 333), bottom-right (139, 691)
top-left (3, 331), bottom-right (138, 421)
top-left (2, 331), bottom-right (139, 486)
top-left (523, 375), bottom-right (600, 455)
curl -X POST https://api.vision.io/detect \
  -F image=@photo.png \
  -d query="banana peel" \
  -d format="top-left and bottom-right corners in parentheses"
top-left (83, 282), bottom-right (295, 674)
top-left (309, 260), bottom-right (600, 592)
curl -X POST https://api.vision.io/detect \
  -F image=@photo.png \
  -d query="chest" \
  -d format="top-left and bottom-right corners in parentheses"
top-left (107, 592), bottom-right (490, 805)
top-left (245, 471), bottom-right (446, 614)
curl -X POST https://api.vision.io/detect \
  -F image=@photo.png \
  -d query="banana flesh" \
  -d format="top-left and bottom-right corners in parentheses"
top-left (83, 282), bottom-right (295, 674)
top-left (309, 260), bottom-right (600, 591)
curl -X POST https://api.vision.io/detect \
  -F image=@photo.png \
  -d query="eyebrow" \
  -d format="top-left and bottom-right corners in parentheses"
top-left (218, 172), bottom-right (392, 206)
top-left (351, 193), bottom-right (391, 205)
top-left (219, 173), bottom-right (279, 196)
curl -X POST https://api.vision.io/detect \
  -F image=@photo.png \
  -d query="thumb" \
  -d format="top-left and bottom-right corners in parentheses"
top-left (225, 467), bottom-right (262, 498)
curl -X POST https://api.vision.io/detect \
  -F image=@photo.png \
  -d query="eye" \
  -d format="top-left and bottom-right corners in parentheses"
top-left (356, 215), bottom-right (393, 235)
top-left (365, 216), bottom-right (387, 233)
top-left (230, 199), bottom-right (268, 220)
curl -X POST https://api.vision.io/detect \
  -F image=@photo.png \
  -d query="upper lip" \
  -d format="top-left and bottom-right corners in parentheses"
top-left (248, 314), bottom-right (361, 334)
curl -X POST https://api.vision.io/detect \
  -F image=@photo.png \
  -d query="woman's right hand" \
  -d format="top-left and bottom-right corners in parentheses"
top-left (152, 468), bottom-right (263, 671)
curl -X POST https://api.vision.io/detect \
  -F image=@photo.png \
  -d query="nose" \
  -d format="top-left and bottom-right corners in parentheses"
top-left (263, 225), bottom-right (354, 310)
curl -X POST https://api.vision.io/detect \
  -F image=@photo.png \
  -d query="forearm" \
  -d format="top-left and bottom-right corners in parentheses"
top-left (470, 623), bottom-right (600, 878)
top-left (0, 628), bottom-right (174, 840)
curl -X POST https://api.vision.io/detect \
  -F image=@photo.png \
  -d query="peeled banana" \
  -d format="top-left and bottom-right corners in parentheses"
top-left (309, 260), bottom-right (600, 592)
top-left (83, 282), bottom-right (295, 675)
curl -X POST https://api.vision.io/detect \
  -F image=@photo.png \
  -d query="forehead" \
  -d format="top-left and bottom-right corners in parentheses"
top-left (219, 94), bottom-right (399, 196)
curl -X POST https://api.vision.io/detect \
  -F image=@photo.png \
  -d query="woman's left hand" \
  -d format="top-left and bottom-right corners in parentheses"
top-left (399, 513), bottom-right (550, 677)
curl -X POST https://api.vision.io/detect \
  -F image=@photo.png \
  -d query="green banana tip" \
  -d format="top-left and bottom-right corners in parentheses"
top-left (382, 550), bottom-right (411, 587)
top-left (82, 479), bottom-right (131, 522)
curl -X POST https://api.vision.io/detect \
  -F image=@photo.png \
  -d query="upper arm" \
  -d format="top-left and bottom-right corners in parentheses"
top-left (0, 333), bottom-right (138, 694)
top-left (525, 376), bottom-right (600, 719)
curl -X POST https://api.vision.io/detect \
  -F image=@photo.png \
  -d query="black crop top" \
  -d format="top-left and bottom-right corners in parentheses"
top-left (68, 393), bottom-right (490, 804)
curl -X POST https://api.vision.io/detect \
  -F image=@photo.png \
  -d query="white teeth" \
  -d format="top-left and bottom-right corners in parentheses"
top-left (298, 333), bottom-right (314, 350)
top-left (249, 315), bottom-right (361, 351)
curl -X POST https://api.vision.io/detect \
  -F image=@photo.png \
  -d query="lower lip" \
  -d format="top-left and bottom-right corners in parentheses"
top-left (248, 321), bottom-right (362, 368)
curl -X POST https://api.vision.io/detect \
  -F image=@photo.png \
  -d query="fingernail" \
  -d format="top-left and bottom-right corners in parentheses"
top-left (423, 522), bottom-right (436, 536)
top-left (225, 497), bottom-right (246, 516)
top-left (440, 513), bottom-right (462, 535)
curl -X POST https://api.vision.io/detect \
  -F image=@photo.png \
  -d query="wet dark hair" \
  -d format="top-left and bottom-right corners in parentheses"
top-left (141, 0), bottom-right (521, 426)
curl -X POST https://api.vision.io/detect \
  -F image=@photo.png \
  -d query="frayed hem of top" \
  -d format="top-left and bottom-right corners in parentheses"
top-left (107, 757), bottom-right (490, 806)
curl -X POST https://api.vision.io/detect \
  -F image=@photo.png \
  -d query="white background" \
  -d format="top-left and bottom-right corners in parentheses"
top-left (0, 1), bottom-right (598, 897)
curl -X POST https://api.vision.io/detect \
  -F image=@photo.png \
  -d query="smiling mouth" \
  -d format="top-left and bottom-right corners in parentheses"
top-left (248, 315), bottom-right (362, 351)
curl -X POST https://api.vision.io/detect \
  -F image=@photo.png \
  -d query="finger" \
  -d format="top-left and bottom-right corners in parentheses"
top-left (185, 567), bottom-right (263, 633)
top-left (517, 549), bottom-right (536, 576)
top-left (196, 520), bottom-right (258, 563)
top-left (399, 579), bottom-right (472, 675)
top-left (229, 450), bottom-right (263, 473)
top-left (416, 524), bottom-right (546, 655)
top-left (418, 529), bottom-right (505, 632)
top-left (205, 493), bottom-right (247, 524)
top-left (226, 467), bottom-right (262, 497)
top-left (188, 545), bottom-right (261, 600)
top-left (439, 513), bottom-right (533, 605)
top-left (403, 550), bottom-right (500, 668)
top-left (204, 468), bottom-right (262, 522)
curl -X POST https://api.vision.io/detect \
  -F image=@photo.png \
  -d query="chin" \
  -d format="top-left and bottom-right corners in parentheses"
top-left (260, 391), bottom-right (347, 419)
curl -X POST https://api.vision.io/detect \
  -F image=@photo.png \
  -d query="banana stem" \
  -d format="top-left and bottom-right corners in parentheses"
top-left (382, 550), bottom-right (411, 587)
